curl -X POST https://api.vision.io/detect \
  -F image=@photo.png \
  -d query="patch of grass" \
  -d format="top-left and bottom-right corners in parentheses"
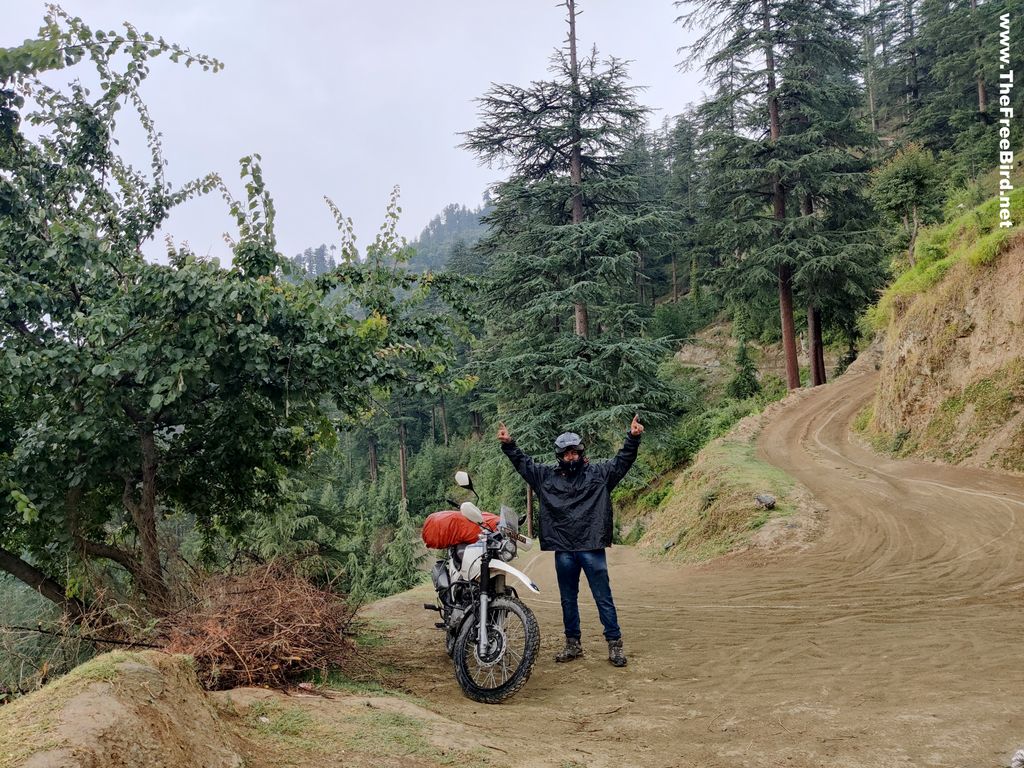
top-left (236, 697), bottom-right (492, 768)
top-left (310, 669), bottom-right (427, 707)
top-left (871, 359), bottom-right (1024, 464)
top-left (995, 422), bottom-right (1024, 472)
top-left (699, 487), bottom-right (719, 513)
top-left (746, 508), bottom-right (773, 530)
top-left (853, 404), bottom-right (874, 433)
top-left (236, 699), bottom-right (331, 757)
top-left (246, 700), bottom-right (314, 739)
top-left (965, 227), bottom-right (1013, 266)
top-left (346, 710), bottom-right (490, 767)
top-left (861, 422), bottom-right (915, 457)
top-left (638, 485), bottom-right (672, 509)
top-left (350, 617), bottom-right (393, 649)
top-left (642, 430), bottom-right (797, 562)
top-left (964, 373), bottom-right (1018, 426)
top-left (915, 361), bottom-right (1024, 462)
top-left (66, 651), bottom-right (143, 683)
top-left (620, 521), bottom-right (645, 545)
top-left (870, 187), bottom-right (1024, 331)
top-left (872, 188), bottom-right (1024, 331)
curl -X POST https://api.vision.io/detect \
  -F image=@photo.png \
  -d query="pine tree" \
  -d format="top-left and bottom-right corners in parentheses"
top-left (680, 0), bottom-right (801, 388)
top-left (906, 0), bottom-right (1022, 179)
top-left (380, 500), bottom-right (426, 596)
top-left (462, 0), bottom-right (678, 453)
top-left (680, 0), bottom-right (880, 389)
top-left (726, 340), bottom-right (761, 400)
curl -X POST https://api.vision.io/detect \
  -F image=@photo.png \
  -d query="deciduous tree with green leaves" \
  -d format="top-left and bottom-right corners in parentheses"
top-left (0, 10), bottom-right (464, 616)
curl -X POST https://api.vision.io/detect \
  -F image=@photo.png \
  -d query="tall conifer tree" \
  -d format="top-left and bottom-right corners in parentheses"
top-left (461, 0), bottom-right (676, 452)
top-left (680, 0), bottom-right (881, 388)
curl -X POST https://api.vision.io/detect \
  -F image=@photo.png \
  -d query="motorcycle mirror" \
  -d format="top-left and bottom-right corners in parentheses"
top-left (454, 471), bottom-right (473, 491)
top-left (460, 501), bottom-right (485, 525)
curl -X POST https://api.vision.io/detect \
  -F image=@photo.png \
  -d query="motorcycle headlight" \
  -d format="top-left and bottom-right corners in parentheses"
top-left (498, 538), bottom-right (516, 562)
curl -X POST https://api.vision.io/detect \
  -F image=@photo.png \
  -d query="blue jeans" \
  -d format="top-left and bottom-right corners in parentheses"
top-left (554, 549), bottom-right (621, 641)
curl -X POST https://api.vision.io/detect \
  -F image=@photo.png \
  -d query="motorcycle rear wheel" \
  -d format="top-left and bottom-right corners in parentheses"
top-left (453, 595), bottom-right (539, 704)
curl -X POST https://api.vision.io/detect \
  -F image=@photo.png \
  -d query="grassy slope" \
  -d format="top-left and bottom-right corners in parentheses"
top-left (0, 651), bottom-right (145, 768)
top-left (627, 398), bottom-right (811, 562)
top-left (866, 187), bottom-right (1024, 332)
top-left (637, 428), bottom-right (796, 560)
top-left (860, 179), bottom-right (1024, 470)
top-left (0, 648), bottom-right (491, 768)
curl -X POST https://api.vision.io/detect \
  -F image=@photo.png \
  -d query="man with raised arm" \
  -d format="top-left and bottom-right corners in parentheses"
top-left (497, 415), bottom-right (644, 667)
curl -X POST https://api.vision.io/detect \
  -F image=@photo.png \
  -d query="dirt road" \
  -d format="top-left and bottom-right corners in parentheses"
top-left (370, 365), bottom-right (1024, 768)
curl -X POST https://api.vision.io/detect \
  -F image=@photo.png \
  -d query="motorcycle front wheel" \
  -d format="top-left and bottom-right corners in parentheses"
top-left (453, 595), bottom-right (539, 704)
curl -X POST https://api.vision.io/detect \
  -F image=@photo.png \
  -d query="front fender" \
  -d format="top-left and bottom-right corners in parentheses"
top-left (489, 560), bottom-right (540, 594)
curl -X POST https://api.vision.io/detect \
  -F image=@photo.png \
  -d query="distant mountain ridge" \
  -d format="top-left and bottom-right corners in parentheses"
top-left (290, 201), bottom-right (491, 277)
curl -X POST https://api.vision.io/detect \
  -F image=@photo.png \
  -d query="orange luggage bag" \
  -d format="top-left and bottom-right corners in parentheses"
top-left (422, 509), bottom-right (499, 549)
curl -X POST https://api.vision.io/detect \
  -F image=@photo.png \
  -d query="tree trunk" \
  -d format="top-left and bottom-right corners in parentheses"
top-left (905, 0), bottom-right (919, 115)
top-left (637, 251), bottom-right (645, 306)
top-left (526, 486), bottom-right (534, 539)
top-left (971, 0), bottom-right (987, 113)
top-left (368, 435), bottom-right (379, 484)
top-left (864, 0), bottom-right (878, 134)
top-left (690, 254), bottom-right (700, 304)
top-left (880, 4), bottom-right (889, 66)
top-left (470, 409), bottom-right (482, 440)
top-left (0, 546), bottom-right (87, 620)
top-left (567, 0), bottom-right (589, 339)
top-left (802, 196), bottom-right (824, 388)
top-left (123, 430), bottom-right (168, 607)
top-left (396, 409), bottom-right (408, 503)
top-left (907, 204), bottom-right (920, 266)
top-left (439, 396), bottom-right (449, 447)
top-left (671, 254), bottom-right (679, 301)
top-left (814, 310), bottom-right (827, 385)
top-left (763, 0), bottom-right (782, 143)
top-left (763, 0), bottom-right (799, 389)
top-left (779, 267), bottom-right (800, 389)
top-left (808, 306), bottom-right (826, 386)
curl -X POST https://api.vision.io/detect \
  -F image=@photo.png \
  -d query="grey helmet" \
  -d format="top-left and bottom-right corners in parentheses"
top-left (554, 432), bottom-right (585, 457)
top-left (554, 432), bottom-right (585, 475)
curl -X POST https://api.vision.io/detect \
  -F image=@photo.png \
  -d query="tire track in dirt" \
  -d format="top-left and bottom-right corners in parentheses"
top-left (371, 365), bottom-right (1024, 768)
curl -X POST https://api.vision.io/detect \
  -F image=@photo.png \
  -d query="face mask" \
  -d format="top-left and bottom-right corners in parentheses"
top-left (558, 457), bottom-right (583, 475)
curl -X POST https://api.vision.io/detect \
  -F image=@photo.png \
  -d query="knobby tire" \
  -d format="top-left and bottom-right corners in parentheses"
top-left (453, 595), bottom-right (539, 704)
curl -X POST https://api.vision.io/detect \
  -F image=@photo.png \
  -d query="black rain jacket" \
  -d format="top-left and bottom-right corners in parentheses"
top-left (500, 433), bottom-right (641, 552)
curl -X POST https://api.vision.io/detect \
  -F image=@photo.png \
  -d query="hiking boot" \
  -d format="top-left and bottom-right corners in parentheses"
top-left (554, 636), bottom-right (583, 663)
top-left (608, 638), bottom-right (627, 667)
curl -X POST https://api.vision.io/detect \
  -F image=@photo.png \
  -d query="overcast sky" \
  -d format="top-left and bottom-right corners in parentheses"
top-left (6, 1), bottom-right (706, 261)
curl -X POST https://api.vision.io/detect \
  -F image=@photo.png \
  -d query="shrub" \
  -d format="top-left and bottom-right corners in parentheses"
top-left (163, 560), bottom-right (357, 690)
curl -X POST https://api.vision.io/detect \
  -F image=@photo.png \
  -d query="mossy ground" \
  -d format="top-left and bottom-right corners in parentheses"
top-left (234, 698), bottom-right (493, 768)
top-left (637, 420), bottom-right (797, 562)
top-left (0, 651), bottom-right (146, 768)
top-left (866, 187), bottom-right (1024, 332)
top-left (863, 359), bottom-right (1024, 468)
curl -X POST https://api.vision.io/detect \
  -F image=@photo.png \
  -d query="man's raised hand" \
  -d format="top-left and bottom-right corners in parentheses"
top-left (497, 422), bottom-right (512, 444)
top-left (630, 413), bottom-right (644, 437)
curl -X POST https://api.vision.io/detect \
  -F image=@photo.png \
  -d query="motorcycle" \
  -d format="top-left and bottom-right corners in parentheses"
top-left (423, 470), bottom-right (541, 704)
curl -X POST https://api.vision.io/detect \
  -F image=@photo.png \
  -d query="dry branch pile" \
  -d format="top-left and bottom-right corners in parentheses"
top-left (163, 561), bottom-right (357, 690)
